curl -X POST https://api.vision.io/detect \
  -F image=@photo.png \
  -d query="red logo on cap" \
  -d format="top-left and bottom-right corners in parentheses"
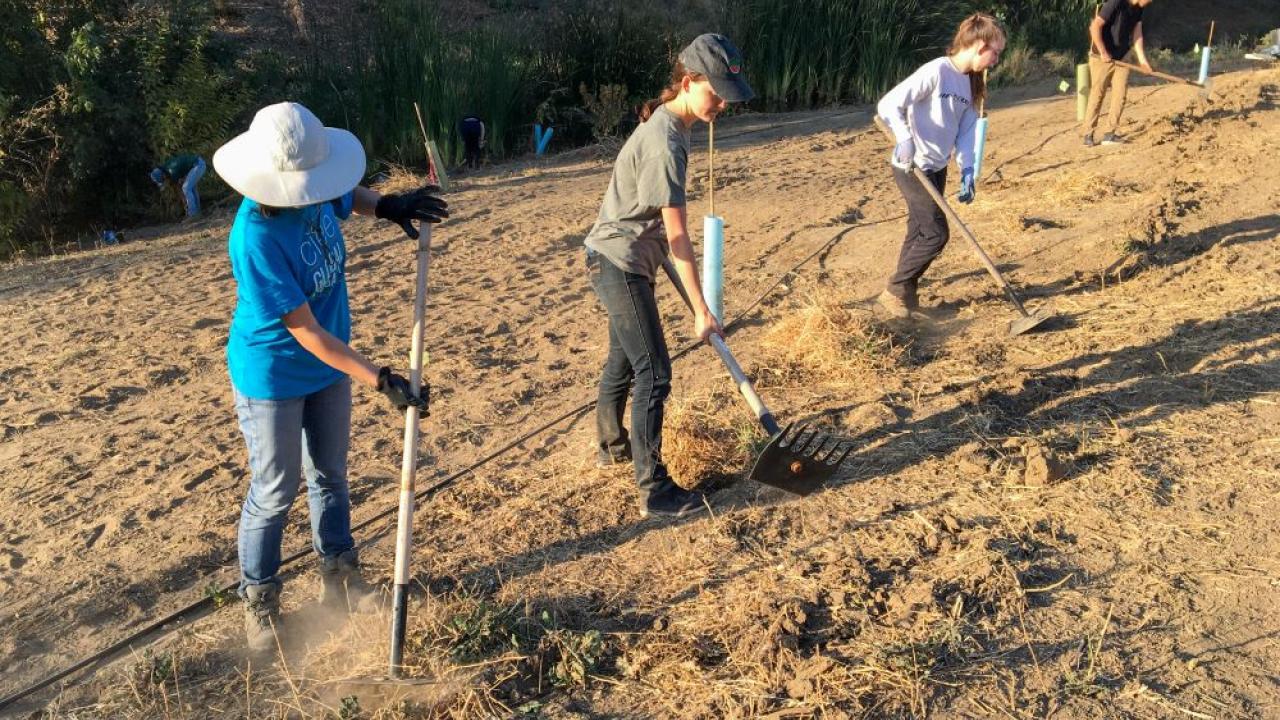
top-left (730, 64), bottom-right (741, 74)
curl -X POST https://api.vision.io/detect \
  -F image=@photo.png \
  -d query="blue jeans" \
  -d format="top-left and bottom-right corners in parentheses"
top-left (587, 249), bottom-right (678, 499)
top-left (233, 377), bottom-right (355, 593)
top-left (182, 157), bottom-right (206, 218)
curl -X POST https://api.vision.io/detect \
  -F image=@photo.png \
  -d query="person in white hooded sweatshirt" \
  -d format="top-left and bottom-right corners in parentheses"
top-left (875, 13), bottom-right (1006, 319)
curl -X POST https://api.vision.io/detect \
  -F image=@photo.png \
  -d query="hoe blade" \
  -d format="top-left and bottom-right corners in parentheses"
top-left (1008, 306), bottom-right (1056, 336)
top-left (748, 423), bottom-right (854, 496)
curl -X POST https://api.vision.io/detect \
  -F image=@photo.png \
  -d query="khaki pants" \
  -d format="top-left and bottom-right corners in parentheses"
top-left (1084, 54), bottom-right (1131, 136)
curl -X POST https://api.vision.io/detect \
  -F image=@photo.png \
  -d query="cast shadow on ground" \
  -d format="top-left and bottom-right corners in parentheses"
top-left (941, 212), bottom-right (1280, 309)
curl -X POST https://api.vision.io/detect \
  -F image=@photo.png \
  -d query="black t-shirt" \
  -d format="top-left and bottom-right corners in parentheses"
top-left (1098, 0), bottom-right (1144, 59)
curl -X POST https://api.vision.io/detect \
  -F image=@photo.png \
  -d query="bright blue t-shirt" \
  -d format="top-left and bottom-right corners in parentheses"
top-left (226, 192), bottom-right (355, 399)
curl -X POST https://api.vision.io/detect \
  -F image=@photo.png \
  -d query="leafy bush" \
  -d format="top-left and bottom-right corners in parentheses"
top-left (580, 83), bottom-right (631, 141)
top-left (0, 0), bottom-right (250, 259)
top-left (0, 0), bottom-right (1108, 259)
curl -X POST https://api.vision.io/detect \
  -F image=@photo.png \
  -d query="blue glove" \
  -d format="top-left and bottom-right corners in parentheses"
top-left (891, 139), bottom-right (915, 169)
top-left (957, 167), bottom-right (976, 204)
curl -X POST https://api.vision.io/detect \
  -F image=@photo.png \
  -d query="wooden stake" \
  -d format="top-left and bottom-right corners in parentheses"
top-left (413, 102), bottom-right (450, 191)
top-left (708, 120), bottom-right (715, 217)
top-left (980, 69), bottom-right (988, 117)
top-left (1207, 20), bottom-right (1215, 48)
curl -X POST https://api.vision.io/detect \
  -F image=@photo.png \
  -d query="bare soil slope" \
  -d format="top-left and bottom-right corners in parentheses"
top-left (2, 67), bottom-right (1279, 718)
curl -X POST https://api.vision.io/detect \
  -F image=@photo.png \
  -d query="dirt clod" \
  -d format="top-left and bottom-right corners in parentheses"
top-left (1023, 443), bottom-right (1070, 485)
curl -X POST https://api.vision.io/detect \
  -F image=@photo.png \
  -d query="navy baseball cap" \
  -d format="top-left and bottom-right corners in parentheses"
top-left (679, 34), bottom-right (754, 103)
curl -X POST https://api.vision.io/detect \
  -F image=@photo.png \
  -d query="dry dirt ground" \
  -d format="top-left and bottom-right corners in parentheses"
top-left (2, 66), bottom-right (1279, 718)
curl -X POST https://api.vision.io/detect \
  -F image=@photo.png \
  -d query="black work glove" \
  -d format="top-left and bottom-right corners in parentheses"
top-left (374, 186), bottom-right (449, 239)
top-left (376, 366), bottom-right (429, 412)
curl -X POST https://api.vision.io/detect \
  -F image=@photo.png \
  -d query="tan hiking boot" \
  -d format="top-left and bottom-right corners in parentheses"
top-left (243, 583), bottom-right (282, 656)
top-left (876, 290), bottom-right (912, 319)
top-left (319, 549), bottom-right (380, 614)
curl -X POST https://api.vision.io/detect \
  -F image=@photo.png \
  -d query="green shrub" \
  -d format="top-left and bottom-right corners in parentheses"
top-left (580, 83), bottom-right (631, 141)
top-left (0, 0), bottom-right (251, 259)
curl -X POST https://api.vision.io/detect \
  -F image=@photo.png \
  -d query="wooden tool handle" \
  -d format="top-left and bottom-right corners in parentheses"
top-left (1113, 59), bottom-right (1203, 87)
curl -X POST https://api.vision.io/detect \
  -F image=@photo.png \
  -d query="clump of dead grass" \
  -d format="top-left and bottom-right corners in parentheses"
top-left (663, 389), bottom-right (761, 489)
top-left (371, 164), bottom-right (431, 195)
top-left (760, 291), bottom-right (911, 385)
top-left (1046, 172), bottom-right (1141, 205)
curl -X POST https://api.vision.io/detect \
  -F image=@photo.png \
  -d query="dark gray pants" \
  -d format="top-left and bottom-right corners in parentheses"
top-left (887, 166), bottom-right (949, 306)
top-left (586, 250), bottom-right (678, 500)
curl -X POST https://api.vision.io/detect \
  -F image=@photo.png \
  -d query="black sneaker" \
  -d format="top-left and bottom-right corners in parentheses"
top-left (1101, 133), bottom-right (1124, 145)
top-left (640, 487), bottom-right (709, 519)
top-left (1083, 134), bottom-right (1096, 147)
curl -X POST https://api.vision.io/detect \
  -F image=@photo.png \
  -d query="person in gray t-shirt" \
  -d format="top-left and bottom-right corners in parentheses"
top-left (875, 13), bottom-right (1005, 320)
top-left (584, 34), bottom-right (752, 520)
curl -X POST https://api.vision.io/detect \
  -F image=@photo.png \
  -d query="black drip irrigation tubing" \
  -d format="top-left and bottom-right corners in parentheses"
top-left (0, 212), bottom-right (898, 713)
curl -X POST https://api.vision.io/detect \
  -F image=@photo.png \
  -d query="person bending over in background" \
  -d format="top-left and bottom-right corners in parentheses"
top-left (213, 101), bottom-right (448, 655)
top-left (584, 34), bottom-right (752, 519)
top-left (1084, 0), bottom-right (1155, 147)
top-left (459, 114), bottom-right (486, 170)
top-left (875, 13), bottom-right (1006, 320)
top-left (150, 153), bottom-right (206, 219)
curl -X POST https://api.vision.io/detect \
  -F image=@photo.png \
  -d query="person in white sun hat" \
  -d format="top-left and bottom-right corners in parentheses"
top-left (213, 101), bottom-right (449, 655)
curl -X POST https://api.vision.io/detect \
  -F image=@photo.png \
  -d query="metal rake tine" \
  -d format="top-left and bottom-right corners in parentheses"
top-left (814, 435), bottom-right (855, 461)
top-left (807, 432), bottom-right (842, 462)
top-left (793, 424), bottom-right (825, 455)
top-left (779, 422), bottom-right (801, 445)
top-left (801, 430), bottom-right (836, 460)
top-left (825, 442), bottom-right (855, 468)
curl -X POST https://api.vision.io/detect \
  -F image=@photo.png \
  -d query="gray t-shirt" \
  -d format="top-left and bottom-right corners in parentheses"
top-left (584, 105), bottom-right (690, 280)
top-left (877, 57), bottom-right (979, 173)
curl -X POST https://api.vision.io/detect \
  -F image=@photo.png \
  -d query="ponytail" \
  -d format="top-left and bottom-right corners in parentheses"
top-left (949, 12), bottom-right (1005, 112)
top-left (639, 61), bottom-right (707, 122)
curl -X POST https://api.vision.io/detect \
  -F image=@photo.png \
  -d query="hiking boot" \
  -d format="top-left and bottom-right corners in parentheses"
top-left (319, 549), bottom-right (380, 614)
top-left (243, 583), bottom-right (282, 656)
top-left (876, 290), bottom-right (913, 320)
top-left (1101, 133), bottom-right (1125, 145)
top-left (596, 445), bottom-right (633, 468)
top-left (640, 486), bottom-right (709, 519)
top-left (1082, 133), bottom-right (1096, 147)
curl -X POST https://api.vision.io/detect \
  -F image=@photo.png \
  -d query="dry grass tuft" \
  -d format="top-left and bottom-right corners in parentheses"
top-left (372, 165), bottom-right (432, 195)
top-left (663, 389), bottom-right (761, 489)
top-left (1046, 172), bottom-right (1140, 205)
top-left (760, 291), bottom-right (910, 385)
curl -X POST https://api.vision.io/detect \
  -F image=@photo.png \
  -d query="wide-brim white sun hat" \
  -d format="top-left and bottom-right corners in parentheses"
top-left (213, 101), bottom-right (366, 208)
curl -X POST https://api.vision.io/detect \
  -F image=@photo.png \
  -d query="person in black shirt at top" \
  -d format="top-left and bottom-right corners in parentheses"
top-left (1083, 0), bottom-right (1155, 147)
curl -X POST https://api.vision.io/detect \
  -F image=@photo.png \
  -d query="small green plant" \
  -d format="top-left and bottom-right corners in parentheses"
top-left (204, 582), bottom-right (233, 608)
top-left (734, 420), bottom-right (768, 460)
top-left (337, 695), bottom-right (361, 720)
top-left (139, 648), bottom-right (174, 686)
top-left (428, 599), bottom-right (527, 662)
top-left (544, 628), bottom-right (605, 688)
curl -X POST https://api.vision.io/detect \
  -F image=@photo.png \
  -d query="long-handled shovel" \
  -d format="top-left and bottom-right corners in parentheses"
top-left (660, 259), bottom-right (852, 496)
top-left (1113, 59), bottom-right (1215, 99)
top-left (388, 223), bottom-right (431, 677)
top-left (874, 117), bottom-right (1054, 336)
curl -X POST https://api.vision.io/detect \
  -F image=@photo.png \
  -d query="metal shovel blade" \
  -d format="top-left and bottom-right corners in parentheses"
top-left (1008, 306), bottom-right (1056, 336)
top-left (749, 423), bottom-right (854, 496)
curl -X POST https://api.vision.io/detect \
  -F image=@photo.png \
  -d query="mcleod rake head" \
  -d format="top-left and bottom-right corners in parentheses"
top-left (749, 423), bottom-right (854, 496)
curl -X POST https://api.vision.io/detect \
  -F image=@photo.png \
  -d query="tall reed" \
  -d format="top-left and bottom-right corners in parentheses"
top-left (729, 0), bottom-right (971, 109)
top-left (297, 0), bottom-right (531, 170)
